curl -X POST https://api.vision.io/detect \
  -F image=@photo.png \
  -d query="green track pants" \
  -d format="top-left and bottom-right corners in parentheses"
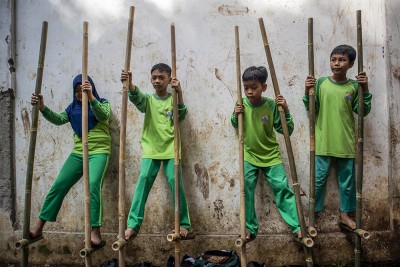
top-left (39, 153), bottom-right (109, 227)
top-left (245, 161), bottom-right (300, 236)
top-left (127, 158), bottom-right (191, 232)
top-left (315, 156), bottom-right (356, 212)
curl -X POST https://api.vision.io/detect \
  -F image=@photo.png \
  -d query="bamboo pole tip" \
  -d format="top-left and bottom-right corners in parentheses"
top-left (307, 226), bottom-right (318, 238)
top-left (302, 237), bottom-right (314, 248)
top-left (15, 239), bottom-right (27, 249)
top-left (43, 21), bottom-right (48, 26)
top-left (79, 248), bottom-right (90, 258)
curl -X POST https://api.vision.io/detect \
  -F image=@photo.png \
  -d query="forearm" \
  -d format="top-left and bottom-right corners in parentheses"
top-left (41, 107), bottom-right (69, 125)
top-left (91, 100), bottom-right (111, 121)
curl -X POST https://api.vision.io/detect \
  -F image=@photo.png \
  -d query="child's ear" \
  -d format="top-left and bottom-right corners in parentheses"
top-left (349, 61), bottom-right (355, 68)
top-left (169, 77), bottom-right (172, 83)
top-left (262, 83), bottom-right (267, 92)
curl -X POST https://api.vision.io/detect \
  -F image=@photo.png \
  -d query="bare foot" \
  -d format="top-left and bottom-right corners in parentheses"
top-left (180, 228), bottom-right (189, 237)
top-left (295, 230), bottom-right (302, 239)
top-left (91, 227), bottom-right (102, 245)
top-left (245, 230), bottom-right (253, 240)
top-left (124, 228), bottom-right (137, 241)
top-left (339, 212), bottom-right (356, 230)
top-left (29, 219), bottom-right (46, 239)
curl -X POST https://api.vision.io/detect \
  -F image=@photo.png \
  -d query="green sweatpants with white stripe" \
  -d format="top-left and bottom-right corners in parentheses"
top-left (127, 158), bottom-right (191, 232)
top-left (315, 156), bottom-right (356, 212)
top-left (39, 153), bottom-right (109, 227)
top-left (245, 161), bottom-right (300, 237)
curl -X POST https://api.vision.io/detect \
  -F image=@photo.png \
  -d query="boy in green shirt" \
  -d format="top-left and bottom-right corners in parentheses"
top-left (303, 44), bottom-right (372, 230)
top-left (121, 63), bottom-right (190, 240)
top-left (231, 66), bottom-right (301, 240)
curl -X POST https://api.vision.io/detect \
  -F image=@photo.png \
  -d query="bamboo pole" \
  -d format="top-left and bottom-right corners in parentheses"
top-left (355, 10), bottom-right (364, 267)
top-left (81, 21), bottom-right (92, 267)
top-left (258, 18), bottom-right (314, 267)
top-left (171, 22), bottom-right (181, 267)
top-left (111, 7), bottom-right (135, 266)
top-left (19, 21), bottom-right (48, 267)
top-left (307, 18), bottom-right (317, 238)
top-left (233, 26), bottom-right (247, 267)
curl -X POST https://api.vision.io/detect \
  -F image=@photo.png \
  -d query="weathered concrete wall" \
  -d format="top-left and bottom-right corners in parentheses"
top-left (0, 0), bottom-right (16, 260)
top-left (0, 0), bottom-right (399, 265)
top-left (387, 0), bottom-right (400, 232)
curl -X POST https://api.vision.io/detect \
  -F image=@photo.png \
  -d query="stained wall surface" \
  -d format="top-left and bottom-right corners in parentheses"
top-left (0, 0), bottom-right (399, 265)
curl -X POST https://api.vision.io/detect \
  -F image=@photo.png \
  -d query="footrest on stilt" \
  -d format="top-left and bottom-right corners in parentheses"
top-left (167, 231), bottom-right (196, 242)
top-left (15, 235), bottom-right (44, 249)
top-left (293, 236), bottom-right (314, 248)
top-left (338, 223), bottom-right (370, 240)
top-left (112, 235), bottom-right (136, 251)
top-left (307, 226), bottom-right (317, 237)
top-left (235, 235), bottom-right (255, 248)
top-left (80, 240), bottom-right (106, 258)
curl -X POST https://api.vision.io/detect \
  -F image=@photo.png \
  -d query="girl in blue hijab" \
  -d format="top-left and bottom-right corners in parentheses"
top-left (30, 74), bottom-right (112, 246)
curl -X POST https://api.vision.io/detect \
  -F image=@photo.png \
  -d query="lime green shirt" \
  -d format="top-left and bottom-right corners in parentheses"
top-left (128, 87), bottom-right (187, 159)
top-left (231, 97), bottom-right (294, 167)
top-left (303, 76), bottom-right (372, 158)
top-left (40, 99), bottom-right (112, 155)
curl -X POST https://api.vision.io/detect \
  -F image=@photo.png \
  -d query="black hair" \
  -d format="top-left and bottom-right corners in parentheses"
top-left (242, 66), bottom-right (268, 84)
top-left (151, 63), bottom-right (172, 76)
top-left (330, 45), bottom-right (357, 63)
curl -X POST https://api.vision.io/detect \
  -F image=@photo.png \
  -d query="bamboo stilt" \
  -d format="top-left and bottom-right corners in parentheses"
top-left (258, 18), bottom-right (314, 267)
top-left (81, 21), bottom-right (92, 267)
top-left (20, 21), bottom-right (48, 267)
top-left (355, 10), bottom-right (364, 267)
top-left (307, 18), bottom-right (317, 238)
top-left (171, 23), bottom-right (181, 267)
top-left (113, 7), bottom-right (135, 267)
top-left (233, 26), bottom-right (247, 267)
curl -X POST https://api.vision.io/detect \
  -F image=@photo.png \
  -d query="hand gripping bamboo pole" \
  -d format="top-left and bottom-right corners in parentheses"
top-left (18, 21), bottom-right (47, 267)
top-left (232, 26), bottom-right (247, 267)
top-left (80, 21), bottom-right (93, 267)
top-left (111, 7), bottom-right (135, 265)
top-left (258, 18), bottom-right (314, 267)
top-left (307, 18), bottom-right (317, 238)
top-left (355, 10), bottom-right (365, 267)
top-left (171, 23), bottom-right (181, 267)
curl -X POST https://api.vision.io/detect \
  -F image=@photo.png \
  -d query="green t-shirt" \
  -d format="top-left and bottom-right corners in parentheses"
top-left (128, 87), bottom-right (187, 159)
top-left (231, 97), bottom-right (294, 167)
top-left (303, 76), bottom-right (372, 158)
top-left (41, 99), bottom-right (112, 155)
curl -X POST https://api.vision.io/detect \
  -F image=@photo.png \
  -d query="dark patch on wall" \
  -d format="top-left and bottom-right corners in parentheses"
top-left (21, 107), bottom-right (30, 137)
top-left (194, 163), bottom-right (209, 199)
top-left (213, 199), bottom-right (224, 219)
top-left (393, 66), bottom-right (400, 82)
top-left (218, 5), bottom-right (249, 16)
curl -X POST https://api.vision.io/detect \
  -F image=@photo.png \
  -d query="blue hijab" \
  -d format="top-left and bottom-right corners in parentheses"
top-left (65, 74), bottom-right (105, 138)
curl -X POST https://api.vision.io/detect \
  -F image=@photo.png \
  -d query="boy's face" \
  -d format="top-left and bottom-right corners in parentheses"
top-left (330, 53), bottom-right (354, 76)
top-left (151, 69), bottom-right (171, 92)
top-left (243, 80), bottom-right (267, 105)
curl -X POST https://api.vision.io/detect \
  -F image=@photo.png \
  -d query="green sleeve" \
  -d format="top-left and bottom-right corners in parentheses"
top-left (272, 102), bottom-right (294, 136)
top-left (41, 107), bottom-right (69, 125)
top-left (90, 99), bottom-right (111, 121)
top-left (231, 112), bottom-right (238, 128)
top-left (128, 86), bottom-right (148, 113)
top-left (177, 103), bottom-right (188, 122)
top-left (352, 90), bottom-right (373, 117)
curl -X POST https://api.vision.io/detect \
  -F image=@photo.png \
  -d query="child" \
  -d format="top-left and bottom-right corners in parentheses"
top-left (120, 63), bottom-right (191, 240)
top-left (30, 74), bottom-right (112, 245)
top-left (303, 44), bottom-right (372, 230)
top-left (231, 66), bottom-right (301, 240)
